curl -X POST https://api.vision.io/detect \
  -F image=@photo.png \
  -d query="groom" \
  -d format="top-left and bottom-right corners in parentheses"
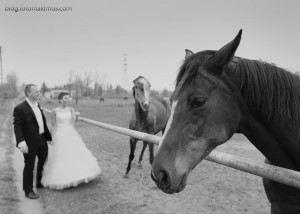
top-left (13, 84), bottom-right (52, 199)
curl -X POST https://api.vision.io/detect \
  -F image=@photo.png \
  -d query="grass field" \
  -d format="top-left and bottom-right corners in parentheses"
top-left (3, 98), bottom-right (271, 214)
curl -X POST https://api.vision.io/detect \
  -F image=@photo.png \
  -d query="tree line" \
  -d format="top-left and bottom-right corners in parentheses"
top-left (0, 71), bottom-right (173, 100)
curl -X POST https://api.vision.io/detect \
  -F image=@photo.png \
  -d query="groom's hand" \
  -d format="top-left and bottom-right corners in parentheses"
top-left (19, 144), bottom-right (28, 154)
top-left (48, 141), bottom-right (53, 145)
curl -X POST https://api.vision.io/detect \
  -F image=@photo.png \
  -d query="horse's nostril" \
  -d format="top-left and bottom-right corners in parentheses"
top-left (157, 170), bottom-right (168, 186)
top-left (151, 170), bottom-right (169, 187)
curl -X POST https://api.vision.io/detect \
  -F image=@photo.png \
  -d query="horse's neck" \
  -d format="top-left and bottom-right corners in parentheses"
top-left (227, 59), bottom-right (300, 171)
top-left (239, 115), bottom-right (299, 171)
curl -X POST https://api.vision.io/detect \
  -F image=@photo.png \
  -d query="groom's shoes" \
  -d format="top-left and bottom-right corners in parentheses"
top-left (25, 191), bottom-right (39, 199)
top-left (36, 183), bottom-right (44, 189)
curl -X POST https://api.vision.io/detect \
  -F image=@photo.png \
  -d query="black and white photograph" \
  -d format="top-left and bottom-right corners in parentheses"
top-left (0, 0), bottom-right (300, 213)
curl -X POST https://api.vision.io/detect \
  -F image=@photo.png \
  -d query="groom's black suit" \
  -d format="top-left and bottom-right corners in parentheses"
top-left (13, 100), bottom-right (52, 194)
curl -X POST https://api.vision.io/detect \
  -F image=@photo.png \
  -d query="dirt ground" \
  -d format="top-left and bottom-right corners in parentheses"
top-left (0, 101), bottom-right (20, 214)
top-left (93, 129), bottom-right (271, 214)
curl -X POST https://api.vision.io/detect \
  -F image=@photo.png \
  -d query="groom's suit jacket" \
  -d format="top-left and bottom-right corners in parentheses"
top-left (13, 100), bottom-right (52, 149)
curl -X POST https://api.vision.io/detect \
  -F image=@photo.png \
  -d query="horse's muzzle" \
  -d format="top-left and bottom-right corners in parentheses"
top-left (150, 170), bottom-right (176, 194)
top-left (151, 170), bottom-right (157, 183)
top-left (142, 102), bottom-right (150, 111)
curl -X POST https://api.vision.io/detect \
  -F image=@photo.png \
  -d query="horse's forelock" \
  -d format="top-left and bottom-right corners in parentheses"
top-left (133, 76), bottom-right (145, 84)
top-left (174, 51), bottom-right (216, 100)
top-left (133, 76), bottom-right (151, 88)
top-left (175, 50), bottom-right (216, 87)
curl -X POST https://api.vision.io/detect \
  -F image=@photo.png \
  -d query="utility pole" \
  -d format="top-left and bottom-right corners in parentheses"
top-left (122, 53), bottom-right (129, 92)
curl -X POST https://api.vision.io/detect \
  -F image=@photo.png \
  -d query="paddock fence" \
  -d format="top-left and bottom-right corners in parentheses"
top-left (44, 109), bottom-right (300, 189)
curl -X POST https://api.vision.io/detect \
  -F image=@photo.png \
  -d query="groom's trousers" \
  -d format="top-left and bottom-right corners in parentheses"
top-left (22, 135), bottom-right (48, 194)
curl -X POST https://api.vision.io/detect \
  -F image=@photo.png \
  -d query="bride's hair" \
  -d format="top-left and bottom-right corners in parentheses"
top-left (58, 92), bottom-right (69, 103)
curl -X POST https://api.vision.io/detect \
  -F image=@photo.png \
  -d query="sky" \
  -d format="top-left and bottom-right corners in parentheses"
top-left (1, 0), bottom-right (300, 91)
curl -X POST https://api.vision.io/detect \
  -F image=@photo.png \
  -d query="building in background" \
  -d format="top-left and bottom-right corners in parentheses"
top-left (50, 89), bottom-right (77, 99)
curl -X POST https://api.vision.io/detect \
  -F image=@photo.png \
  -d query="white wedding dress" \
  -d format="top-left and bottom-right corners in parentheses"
top-left (41, 107), bottom-right (101, 190)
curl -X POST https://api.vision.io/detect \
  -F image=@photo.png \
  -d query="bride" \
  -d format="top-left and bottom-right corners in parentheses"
top-left (41, 92), bottom-right (101, 190)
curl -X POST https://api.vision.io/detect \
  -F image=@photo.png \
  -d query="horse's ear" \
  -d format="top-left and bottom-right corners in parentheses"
top-left (185, 49), bottom-right (194, 60)
top-left (205, 29), bottom-right (242, 74)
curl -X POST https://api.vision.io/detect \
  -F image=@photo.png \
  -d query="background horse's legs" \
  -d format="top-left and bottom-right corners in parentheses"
top-left (148, 142), bottom-right (154, 165)
top-left (137, 141), bottom-right (147, 168)
top-left (123, 137), bottom-right (137, 178)
top-left (148, 141), bottom-right (158, 190)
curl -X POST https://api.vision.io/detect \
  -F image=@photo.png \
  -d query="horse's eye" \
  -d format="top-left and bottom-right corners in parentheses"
top-left (191, 97), bottom-right (207, 108)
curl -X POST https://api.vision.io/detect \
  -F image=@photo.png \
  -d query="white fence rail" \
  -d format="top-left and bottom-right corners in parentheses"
top-left (44, 109), bottom-right (300, 189)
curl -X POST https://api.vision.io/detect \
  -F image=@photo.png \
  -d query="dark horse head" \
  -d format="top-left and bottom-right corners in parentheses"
top-left (151, 31), bottom-right (243, 194)
top-left (151, 29), bottom-right (300, 202)
top-left (132, 76), bottom-right (151, 111)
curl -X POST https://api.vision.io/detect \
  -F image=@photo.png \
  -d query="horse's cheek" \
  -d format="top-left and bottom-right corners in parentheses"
top-left (181, 139), bottom-right (212, 167)
top-left (200, 120), bottom-right (230, 146)
top-left (209, 107), bottom-right (240, 142)
top-left (222, 111), bottom-right (241, 137)
top-left (181, 122), bottom-right (203, 141)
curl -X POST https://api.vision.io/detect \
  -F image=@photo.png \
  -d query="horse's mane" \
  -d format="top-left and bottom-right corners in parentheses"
top-left (175, 51), bottom-right (300, 124)
top-left (233, 58), bottom-right (300, 124)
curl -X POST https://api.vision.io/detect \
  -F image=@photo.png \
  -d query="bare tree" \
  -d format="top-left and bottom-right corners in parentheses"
top-left (98, 85), bottom-right (103, 98)
top-left (161, 88), bottom-right (169, 97)
top-left (98, 73), bottom-right (107, 88)
top-left (106, 82), bottom-right (113, 92)
top-left (74, 75), bottom-right (83, 104)
top-left (83, 71), bottom-right (92, 97)
top-left (93, 72), bottom-right (99, 97)
top-left (67, 70), bottom-right (75, 95)
top-left (93, 72), bottom-right (106, 99)
top-left (115, 84), bottom-right (122, 94)
top-left (40, 82), bottom-right (49, 95)
top-left (93, 82), bottom-right (97, 97)
top-left (94, 71), bottom-right (99, 84)
top-left (6, 71), bottom-right (19, 98)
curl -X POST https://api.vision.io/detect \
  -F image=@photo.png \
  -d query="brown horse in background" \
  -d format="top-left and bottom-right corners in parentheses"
top-left (151, 30), bottom-right (300, 213)
top-left (124, 76), bottom-right (170, 178)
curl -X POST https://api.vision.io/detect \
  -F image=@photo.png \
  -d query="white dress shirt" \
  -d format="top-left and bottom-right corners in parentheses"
top-left (18, 98), bottom-right (45, 148)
